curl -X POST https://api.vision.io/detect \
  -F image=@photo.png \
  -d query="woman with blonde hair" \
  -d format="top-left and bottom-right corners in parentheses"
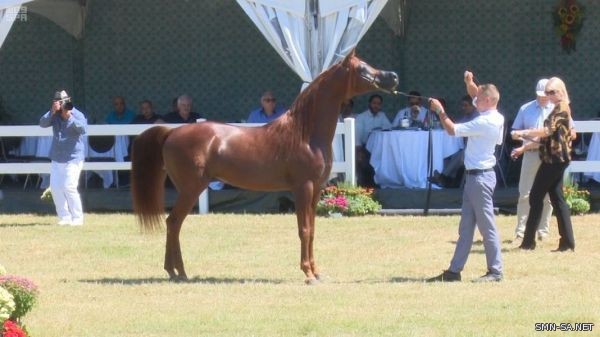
top-left (512, 77), bottom-right (575, 252)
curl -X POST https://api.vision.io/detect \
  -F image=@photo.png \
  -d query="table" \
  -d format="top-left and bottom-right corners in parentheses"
top-left (366, 130), bottom-right (464, 189)
top-left (13, 135), bottom-right (129, 189)
top-left (585, 133), bottom-right (600, 183)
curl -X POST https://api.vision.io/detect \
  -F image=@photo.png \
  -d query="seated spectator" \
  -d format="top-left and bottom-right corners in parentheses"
top-left (408, 105), bottom-right (425, 128)
top-left (131, 100), bottom-right (163, 124)
top-left (247, 91), bottom-right (286, 123)
top-left (339, 98), bottom-right (356, 121)
top-left (168, 97), bottom-right (179, 115)
top-left (392, 91), bottom-right (431, 127)
top-left (162, 95), bottom-right (200, 123)
top-left (106, 96), bottom-right (135, 124)
top-left (429, 95), bottom-right (480, 187)
top-left (355, 94), bottom-right (391, 187)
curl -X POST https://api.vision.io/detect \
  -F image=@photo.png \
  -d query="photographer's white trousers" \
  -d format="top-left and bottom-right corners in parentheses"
top-left (50, 160), bottom-right (84, 223)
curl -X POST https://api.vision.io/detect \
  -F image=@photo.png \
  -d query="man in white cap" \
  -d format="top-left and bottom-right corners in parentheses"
top-left (509, 79), bottom-right (555, 244)
top-left (39, 90), bottom-right (88, 226)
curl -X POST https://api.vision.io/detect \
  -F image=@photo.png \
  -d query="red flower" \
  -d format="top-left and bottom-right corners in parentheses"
top-left (2, 320), bottom-right (27, 337)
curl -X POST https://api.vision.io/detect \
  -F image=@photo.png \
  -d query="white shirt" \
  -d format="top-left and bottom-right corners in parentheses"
top-left (355, 110), bottom-right (392, 145)
top-left (392, 106), bottom-right (429, 127)
top-left (454, 109), bottom-right (504, 170)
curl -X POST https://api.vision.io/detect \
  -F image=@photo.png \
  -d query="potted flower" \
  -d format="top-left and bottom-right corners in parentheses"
top-left (562, 179), bottom-right (590, 215)
top-left (0, 276), bottom-right (38, 323)
top-left (317, 184), bottom-right (382, 216)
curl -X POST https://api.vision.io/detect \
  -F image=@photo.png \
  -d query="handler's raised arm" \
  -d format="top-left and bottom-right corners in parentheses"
top-left (464, 71), bottom-right (478, 98)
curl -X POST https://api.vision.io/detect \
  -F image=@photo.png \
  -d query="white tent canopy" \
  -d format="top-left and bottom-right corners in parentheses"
top-left (0, 1), bottom-right (30, 48)
top-left (1, 0), bottom-right (400, 62)
top-left (236, 0), bottom-right (388, 84)
top-left (0, 0), bottom-right (87, 47)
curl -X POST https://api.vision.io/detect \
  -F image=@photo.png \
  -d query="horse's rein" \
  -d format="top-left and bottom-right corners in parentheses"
top-left (391, 90), bottom-right (433, 101)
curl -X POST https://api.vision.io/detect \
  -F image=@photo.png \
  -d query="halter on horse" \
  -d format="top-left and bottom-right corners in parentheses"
top-left (131, 51), bottom-right (398, 284)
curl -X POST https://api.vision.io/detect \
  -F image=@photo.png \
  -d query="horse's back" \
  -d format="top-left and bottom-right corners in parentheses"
top-left (162, 121), bottom-right (297, 190)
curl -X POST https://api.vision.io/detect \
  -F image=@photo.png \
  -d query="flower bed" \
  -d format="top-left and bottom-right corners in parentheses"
top-left (563, 178), bottom-right (590, 215)
top-left (0, 265), bottom-right (37, 337)
top-left (317, 184), bottom-right (381, 216)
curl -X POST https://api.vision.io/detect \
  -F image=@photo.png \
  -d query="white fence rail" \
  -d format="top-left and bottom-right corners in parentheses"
top-left (566, 121), bottom-right (600, 173)
top-left (0, 119), bottom-right (357, 214)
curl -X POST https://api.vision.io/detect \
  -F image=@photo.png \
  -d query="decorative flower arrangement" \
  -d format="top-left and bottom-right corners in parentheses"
top-left (553, 0), bottom-right (584, 53)
top-left (0, 287), bottom-right (14, 323)
top-left (0, 265), bottom-right (37, 337)
top-left (0, 276), bottom-right (38, 322)
top-left (2, 320), bottom-right (26, 337)
top-left (563, 178), bottom-right (590, 215)
top-left (317, 184), bottom-right (381, 216)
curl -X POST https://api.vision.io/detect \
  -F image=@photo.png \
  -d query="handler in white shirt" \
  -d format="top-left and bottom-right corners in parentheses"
top-left (428, 72), bottom-right (504, 283)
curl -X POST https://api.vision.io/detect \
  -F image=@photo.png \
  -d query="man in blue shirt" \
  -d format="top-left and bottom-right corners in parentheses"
top-left (247, 91), bottom-right (286, 123)
top-left (510, 79), bottom-right (555, 244)
top-left (39, 90), bottom-right (88, 226)
top-left (105, 96), bottom-right (135, 124)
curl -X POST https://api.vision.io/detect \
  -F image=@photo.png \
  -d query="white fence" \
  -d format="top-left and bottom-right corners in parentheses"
top-left (0, 119), bottom-right (357, 214)
top-left (1, 120), bottom-right (598, 213)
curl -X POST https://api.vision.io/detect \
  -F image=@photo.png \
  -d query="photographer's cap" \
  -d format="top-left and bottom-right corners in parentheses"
top-left (535, 79), bottom-right (549, 97)
top-left (53, 90), bottom-right (70, 102)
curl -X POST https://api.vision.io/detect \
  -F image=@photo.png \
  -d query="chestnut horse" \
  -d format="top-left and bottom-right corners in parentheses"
top-left (131, 52), bottom-right (398, 283)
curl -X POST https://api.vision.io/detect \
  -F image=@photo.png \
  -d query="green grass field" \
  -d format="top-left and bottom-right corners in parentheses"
top-left (1, 213), bottom-right (599, 337)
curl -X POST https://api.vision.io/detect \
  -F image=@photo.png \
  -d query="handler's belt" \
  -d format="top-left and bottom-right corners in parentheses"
top-left (465, 168), bottom-right (494, 175)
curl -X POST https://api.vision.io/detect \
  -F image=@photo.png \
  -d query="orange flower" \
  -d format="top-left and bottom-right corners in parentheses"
top-left (558, 7), bottom-right (568, 17)
top-left (564, 14), bottom-right (575, 25)
top-left (569, 4), bottom-right (580, 14)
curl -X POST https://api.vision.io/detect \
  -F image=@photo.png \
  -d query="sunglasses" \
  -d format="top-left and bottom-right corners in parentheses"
top-left (544, 90), bottom-right (557, 96)
top-left (262, 98), bottom-right (276, 103)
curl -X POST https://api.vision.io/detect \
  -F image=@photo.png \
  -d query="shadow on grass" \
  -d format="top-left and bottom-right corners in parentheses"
top-left (78, 276), bottom-right (285, 285)
top-left (0, 223), bottom-right (51, 228)
top-left (333, 276), bottom-right (424, 284)
top-left (388, 276), bottom-right (426, 283)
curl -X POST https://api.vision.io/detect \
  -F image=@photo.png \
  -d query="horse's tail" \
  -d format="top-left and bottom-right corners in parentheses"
top-left (131, 125), bottom-right (172, 232)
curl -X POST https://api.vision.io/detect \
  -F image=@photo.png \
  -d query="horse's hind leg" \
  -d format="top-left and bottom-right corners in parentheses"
top-left (165, 179), bottom-right (209, 281)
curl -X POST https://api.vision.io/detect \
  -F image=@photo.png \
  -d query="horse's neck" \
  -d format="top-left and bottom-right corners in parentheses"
top-left (291, 71), bottom-right (348, 146)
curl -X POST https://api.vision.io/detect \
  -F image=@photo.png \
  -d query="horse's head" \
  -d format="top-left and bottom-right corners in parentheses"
top-left (342, 51), bottom-right (399, 96)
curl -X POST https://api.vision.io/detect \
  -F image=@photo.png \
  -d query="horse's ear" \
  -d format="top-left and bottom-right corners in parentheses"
top-left (342, 49), bottom-right (356, 66)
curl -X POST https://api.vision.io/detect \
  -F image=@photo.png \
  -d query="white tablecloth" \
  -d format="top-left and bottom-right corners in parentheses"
top-left (585, 133), bottom-right (600, 183)
top-left (366, 130), bottom-right (464, 189)
top-left (14, 135), bottom-right (129, 189)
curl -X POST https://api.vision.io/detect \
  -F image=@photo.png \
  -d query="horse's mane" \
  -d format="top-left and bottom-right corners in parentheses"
top-left (268, 61), bottom-right (350, 145)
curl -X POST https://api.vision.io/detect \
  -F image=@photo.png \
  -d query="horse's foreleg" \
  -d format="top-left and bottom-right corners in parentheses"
top-left (294, 181), bottom-right (317, 284)
top-left (309, 187), bottom-right (321, 280)
top-left (165, 184), bottom-right (207, 281)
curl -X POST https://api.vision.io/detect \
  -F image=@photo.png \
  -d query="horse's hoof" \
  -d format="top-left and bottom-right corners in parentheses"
top-left (314, 274), bottom-right (325, 282)
top-left (169, 275), bottom-right (188, 283)
top-left (305, 278), bottom-right (320, 286)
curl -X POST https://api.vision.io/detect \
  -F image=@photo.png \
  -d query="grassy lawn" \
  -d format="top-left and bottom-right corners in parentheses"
top-left (1, 213), bottom-right (599, 337)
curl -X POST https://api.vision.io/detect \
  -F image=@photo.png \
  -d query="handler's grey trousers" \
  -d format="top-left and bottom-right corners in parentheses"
top-left (449, 170), bottom-right (503, 276)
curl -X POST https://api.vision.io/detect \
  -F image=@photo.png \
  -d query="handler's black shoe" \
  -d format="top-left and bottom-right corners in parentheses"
top-left (472, 271), bottom-right (503, 283)
top-left (426, 270), bottom-right (461, 282)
